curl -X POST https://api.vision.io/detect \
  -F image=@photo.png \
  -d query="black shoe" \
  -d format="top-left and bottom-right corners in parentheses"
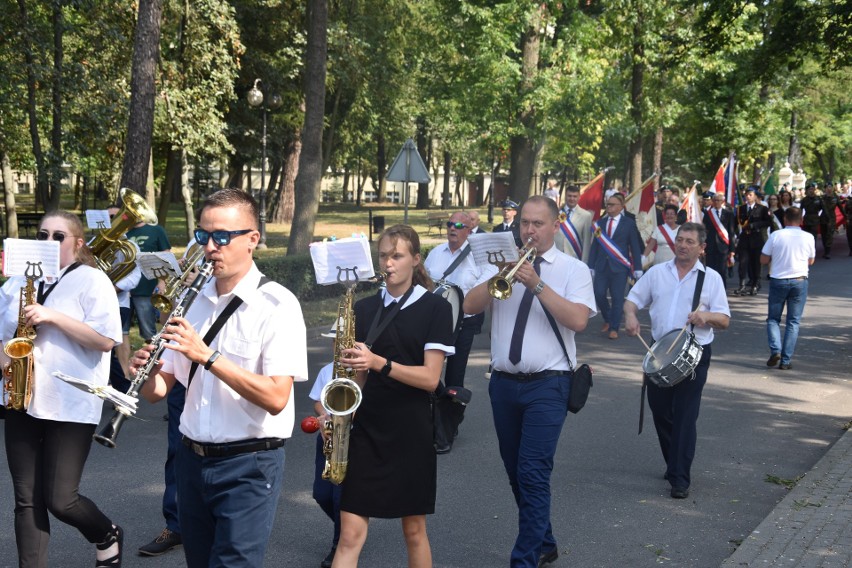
top-left (435, 441), bottom-right (452, 454)
top-left (138, 528), bottom-right (182, 557)
top-left (734, 285), bottom-right (748, 296)
top-left (749, 286), bottom-right (758, 296)
top-left (538, 547), bottom-right (559, 567)
top-left (321, 545), bottom-right (336, 568)
top-left (823, 254), bottom-right (831, 259)
top-left (779, 363), bottom-right (792, 370)
top-left (96, 525), bottom-right (123, 567)
top-left (671, 487), bottom-right (690, 499)
top-left (767, 354), bottom-right (781, 367)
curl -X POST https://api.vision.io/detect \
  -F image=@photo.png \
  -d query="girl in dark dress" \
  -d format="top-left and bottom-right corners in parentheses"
top-left (333, 225), bottom-right (454, 568)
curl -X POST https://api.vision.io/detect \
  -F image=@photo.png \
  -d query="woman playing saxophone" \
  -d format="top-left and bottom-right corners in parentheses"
top-left (0, 211), bottom-right (125, 566)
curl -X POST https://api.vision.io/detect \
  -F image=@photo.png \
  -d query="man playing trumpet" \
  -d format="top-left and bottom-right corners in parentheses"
top-left (465, 196), bottom-right (596, 568)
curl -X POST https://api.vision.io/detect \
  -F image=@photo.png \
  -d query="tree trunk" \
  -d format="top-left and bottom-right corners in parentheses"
top-left (442, 151), bottom-right (451, 208)
top-left (47, 1), bottom-right (64, 212)
top-left (341, 167), bottom-right (350, 203)
top-left (119, 0), bottom-right (163, 196)
top-left (508, 4), bottom-right (544, 199)
top-left (374, 133), bottom-right (387, 202)
top-left (653, 126), bottom-right (663, 191)
top-left (322, 85), bottom-right (342, 172)
top-left (416, 116), bottom-right (430, 209)
top-left (287, 0), bottom-right (326, 254)
top-left (157, 147), bottom-right (181, 225)
top-left (179, 149), bottom-right (195, 243)
top-left (271, 138), bottom-right (301, 224)
top-left (17, 0), bottom-right (48, 212)
top-left (628, 3), bottom-right (645, 195)
top-left (787, 110), bottom-right (801, 169)
top-left (2, 152), bottom-right (19, 237)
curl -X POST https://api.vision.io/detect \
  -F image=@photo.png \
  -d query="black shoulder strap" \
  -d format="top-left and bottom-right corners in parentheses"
top-left (37, 262), bottom-right (81, 304)
top-left (365, 286), bottom-right (414, 347)
top-left (187, 276), bottom-right (270, 386)
top-left (540, 304), bottom-right (575, 373)
top-left (689, 269), bottom-right (706, 332)
top-left (441, 245), bottom-right (472, 281)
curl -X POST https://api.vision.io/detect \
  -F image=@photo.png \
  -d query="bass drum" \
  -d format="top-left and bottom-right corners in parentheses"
top-left (433, 282), bottom-right (464, 341)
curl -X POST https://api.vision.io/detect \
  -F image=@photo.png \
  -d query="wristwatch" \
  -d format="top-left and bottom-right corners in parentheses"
top-left (380, 358), bottom-right (393, 377)
top-left (532, 281), bottom-right (545, 296)
top-left (204, 350), bottom-right (221, 370)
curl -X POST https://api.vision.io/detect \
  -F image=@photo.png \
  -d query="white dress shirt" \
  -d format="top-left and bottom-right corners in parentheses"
top-left (626, 260), bottom-right (730, 346)
top-left (424, 242), bottom-right (498, 319)
top-left (161, 263), bottom-right (308, 443)
top-left (476, 245), bottom-right (597, 374)
top-left (308, 362), bottom-right (334, 403)
top-left (0, 264), bottom-right (122, 424)
top-left (761, 227), bottom-right (815, 279)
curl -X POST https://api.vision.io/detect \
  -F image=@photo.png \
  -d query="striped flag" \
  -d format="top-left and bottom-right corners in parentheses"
top-left (707, 158), bottom-right (728, 197)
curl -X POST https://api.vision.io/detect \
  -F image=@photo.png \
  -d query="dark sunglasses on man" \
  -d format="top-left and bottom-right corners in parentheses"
top-left (36, 230), bottom-right (67, 243)
top-left (194, 228), bottom-right (253, 247)
top-left (446, 221), bottom-right (467, 229)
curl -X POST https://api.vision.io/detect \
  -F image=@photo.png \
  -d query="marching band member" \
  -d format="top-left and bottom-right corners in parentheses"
top-left (132, 188), bottom-right (308, 567)
top-left (1, 211), bottom-right (124, 567)
top-left (464, 196), bottom-right (596, 568)
top-left (624, 222), bottom-right (730, 499)
top-left (332, 225), bottom-right (454, 567)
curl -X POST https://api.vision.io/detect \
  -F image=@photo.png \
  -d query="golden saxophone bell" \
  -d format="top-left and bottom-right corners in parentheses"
top-left (151, 242), bottom-right (207, 313)
top-left (487, 238), bottom-right (537, 300)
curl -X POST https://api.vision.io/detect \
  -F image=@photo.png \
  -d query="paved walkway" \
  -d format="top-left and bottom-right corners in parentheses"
top-left (723, 427), bottom-right (852, 567)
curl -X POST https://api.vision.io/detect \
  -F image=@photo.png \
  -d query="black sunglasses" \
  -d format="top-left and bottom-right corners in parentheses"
top-left (446, 221), bottom-right (467, 229)
top-left (36, 230), bottom-right (66, 243)
top-left (194, 228), bottom-right (253, 247)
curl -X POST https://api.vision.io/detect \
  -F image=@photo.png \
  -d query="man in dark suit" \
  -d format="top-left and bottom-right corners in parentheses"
top-left (493, 198), bottom-right (523, 247)
top-left (703, 193), bottom-right (736, 290)
top-left (589, 192), bottom-right (643, 339)
top-left (467, 210), bottom-right (486, 234)
top-left (734, 186), bottom-right (772, 296)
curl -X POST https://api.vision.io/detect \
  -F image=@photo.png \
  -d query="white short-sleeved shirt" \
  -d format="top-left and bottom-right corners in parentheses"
top-left (476, 245), bottom-right (597, 374)
top-left (651, 224), bottom-right (679, 265)
top-left (161, 263), bottom-right (308, 443)
top-left (308, 362), bottom-right (334, 402)
top-left (626, 260), bottom-right (730, 345)
top-left (0, 264), bottom-right (122, 424)
top-left (113, 240), bottom-right (142, 309)
top-left (761, 227), bottom-right (815, 279)
top-left (424, 241), bottom-right (498, 318)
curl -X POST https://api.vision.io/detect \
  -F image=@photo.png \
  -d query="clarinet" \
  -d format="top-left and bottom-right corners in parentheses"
top-left (94, 260), bottom-right (215, 448)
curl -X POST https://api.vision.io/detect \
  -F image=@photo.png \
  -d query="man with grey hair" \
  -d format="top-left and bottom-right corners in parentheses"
top-left (624, 222), bottom-right (730, 500)
top-left (467, 210), bottom-right (486, 234)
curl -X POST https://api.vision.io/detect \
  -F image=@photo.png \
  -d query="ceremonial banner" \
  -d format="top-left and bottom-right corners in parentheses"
top-left (578, 171), bottom-right (606, 221)
top-left (724, 156), bottom-right (739, 206)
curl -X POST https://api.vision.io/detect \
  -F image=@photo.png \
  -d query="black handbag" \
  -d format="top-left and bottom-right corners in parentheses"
top-left (541, 307), bottom-right (593, 414)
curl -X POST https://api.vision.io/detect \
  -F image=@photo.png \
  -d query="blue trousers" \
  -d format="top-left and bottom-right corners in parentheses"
top-left (128, 295), bottom-right (158, 342)
top-left (593, 265), bottom-right (629, 330)
top-left (646, 345), bottom-right (711, 490)
top-left (489, 371), bottom-right (571, 568)
top-left (312, 435), bottom-right (341, 546)
top-left (163, 382), bottom-right (186, 535)
top-left (766, 277), bottom-right (808, 366)
top-left (175, 443), bottom-right (284, 568)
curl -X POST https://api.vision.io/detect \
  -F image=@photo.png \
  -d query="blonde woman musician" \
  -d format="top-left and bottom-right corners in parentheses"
top-left (332, 225), bottom-right (454, 568)
top-left (1, 211), bottom-right (124, 567)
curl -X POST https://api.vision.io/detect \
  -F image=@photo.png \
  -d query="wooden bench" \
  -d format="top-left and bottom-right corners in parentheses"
top-left (426, 213), bottom-right (447, 236)
top-left (13, 212), bottom-right (42, 237)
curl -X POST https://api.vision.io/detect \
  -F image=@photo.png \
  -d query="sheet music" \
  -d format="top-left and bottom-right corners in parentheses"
top-left (2, 239), bottom-right (61, 278)
top-left (85, 210), bottom-right (111, 230)
top-left (53, 371), bottom-right (139, 413)
top-left (138, 251), bottom-right (181, 280)
top-left (309, 236), bottom-right (375, 285)
top-left (466, 232), bottom-right (519, 267)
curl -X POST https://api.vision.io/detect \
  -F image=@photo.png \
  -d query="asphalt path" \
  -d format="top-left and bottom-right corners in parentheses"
top-left (1, 234), bottom-right (850, 567)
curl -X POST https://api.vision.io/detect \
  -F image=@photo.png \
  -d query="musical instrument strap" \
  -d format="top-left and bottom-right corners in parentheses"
top-left (440, 244), bottom-right (472, 281)
top-left (36, 262), bottom-right (81, 304)
top-left (365, 286), bottom-right (414, 348)
top-left (187, 276), bottom-right (269, 386)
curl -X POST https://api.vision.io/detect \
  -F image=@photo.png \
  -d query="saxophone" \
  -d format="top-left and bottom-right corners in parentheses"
top-left (319, 267), bottom-right (364, 485)
top-left (151, 242), bottom-right (206, 313)
top-left (3, 262), bottom-right (42, 411)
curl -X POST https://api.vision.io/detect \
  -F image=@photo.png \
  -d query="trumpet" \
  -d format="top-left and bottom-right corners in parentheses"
top-left (151, 242), bottom-right (206, 313)
top-left (487, 237), bottom-right (537, 300)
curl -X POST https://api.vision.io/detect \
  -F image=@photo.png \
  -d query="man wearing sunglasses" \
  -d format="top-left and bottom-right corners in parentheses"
top-left (133, 188), bottom-right (308, 568)
top-left (424, 212), bottom-right (497, 453)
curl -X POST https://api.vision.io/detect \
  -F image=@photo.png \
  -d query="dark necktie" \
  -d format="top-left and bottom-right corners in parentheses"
top-left (567, 208), bottom-right (573, 219)
top-left (508, 257), bottom-right (543, 365)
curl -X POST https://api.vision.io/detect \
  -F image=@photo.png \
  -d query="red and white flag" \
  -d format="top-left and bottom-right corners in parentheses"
top-left (578, 171), bottom-right (606, 221)
top-left (681, 182), bottom-right (704, 223)
top-left (707, 158), bottom-right (728, 197)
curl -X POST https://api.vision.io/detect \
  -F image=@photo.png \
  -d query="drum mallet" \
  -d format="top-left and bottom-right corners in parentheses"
top-left (636, 334), bottom-right (656, 360)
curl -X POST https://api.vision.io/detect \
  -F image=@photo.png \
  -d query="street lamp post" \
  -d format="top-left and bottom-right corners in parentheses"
top-left (247, 79), bottom-right (282, 249)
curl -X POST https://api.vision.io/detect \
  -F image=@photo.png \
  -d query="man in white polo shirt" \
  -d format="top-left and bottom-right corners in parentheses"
top-left (760, 207), bottom-right (815, 370)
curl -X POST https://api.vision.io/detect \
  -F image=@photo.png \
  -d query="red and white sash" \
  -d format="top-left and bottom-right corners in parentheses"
top-left (658, 224), bottom-right (677, 253)
top-left (707, 209), bottom-right (730, 245)
top-left (593, 224), bottom-right (632, 270)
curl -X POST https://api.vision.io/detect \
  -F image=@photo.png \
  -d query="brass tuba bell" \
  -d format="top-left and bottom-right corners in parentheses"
top-left (89, 188), bottom-right (158, 283)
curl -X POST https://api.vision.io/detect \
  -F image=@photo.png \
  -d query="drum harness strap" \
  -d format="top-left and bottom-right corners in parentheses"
top-left (439, 243), bottom-right (472, 282)
top-left (638, 268), bottom-right (705, 434)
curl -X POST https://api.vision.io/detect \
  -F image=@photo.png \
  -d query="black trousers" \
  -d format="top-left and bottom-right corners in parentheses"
top-left (4, 411), bottom-right (113, 568)
top-left (736, 237), bottom-right (763, 286)
top-left (705, 252), bottom-right (728, 289)
top-left (646, 344), bottom-right (711, 490)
